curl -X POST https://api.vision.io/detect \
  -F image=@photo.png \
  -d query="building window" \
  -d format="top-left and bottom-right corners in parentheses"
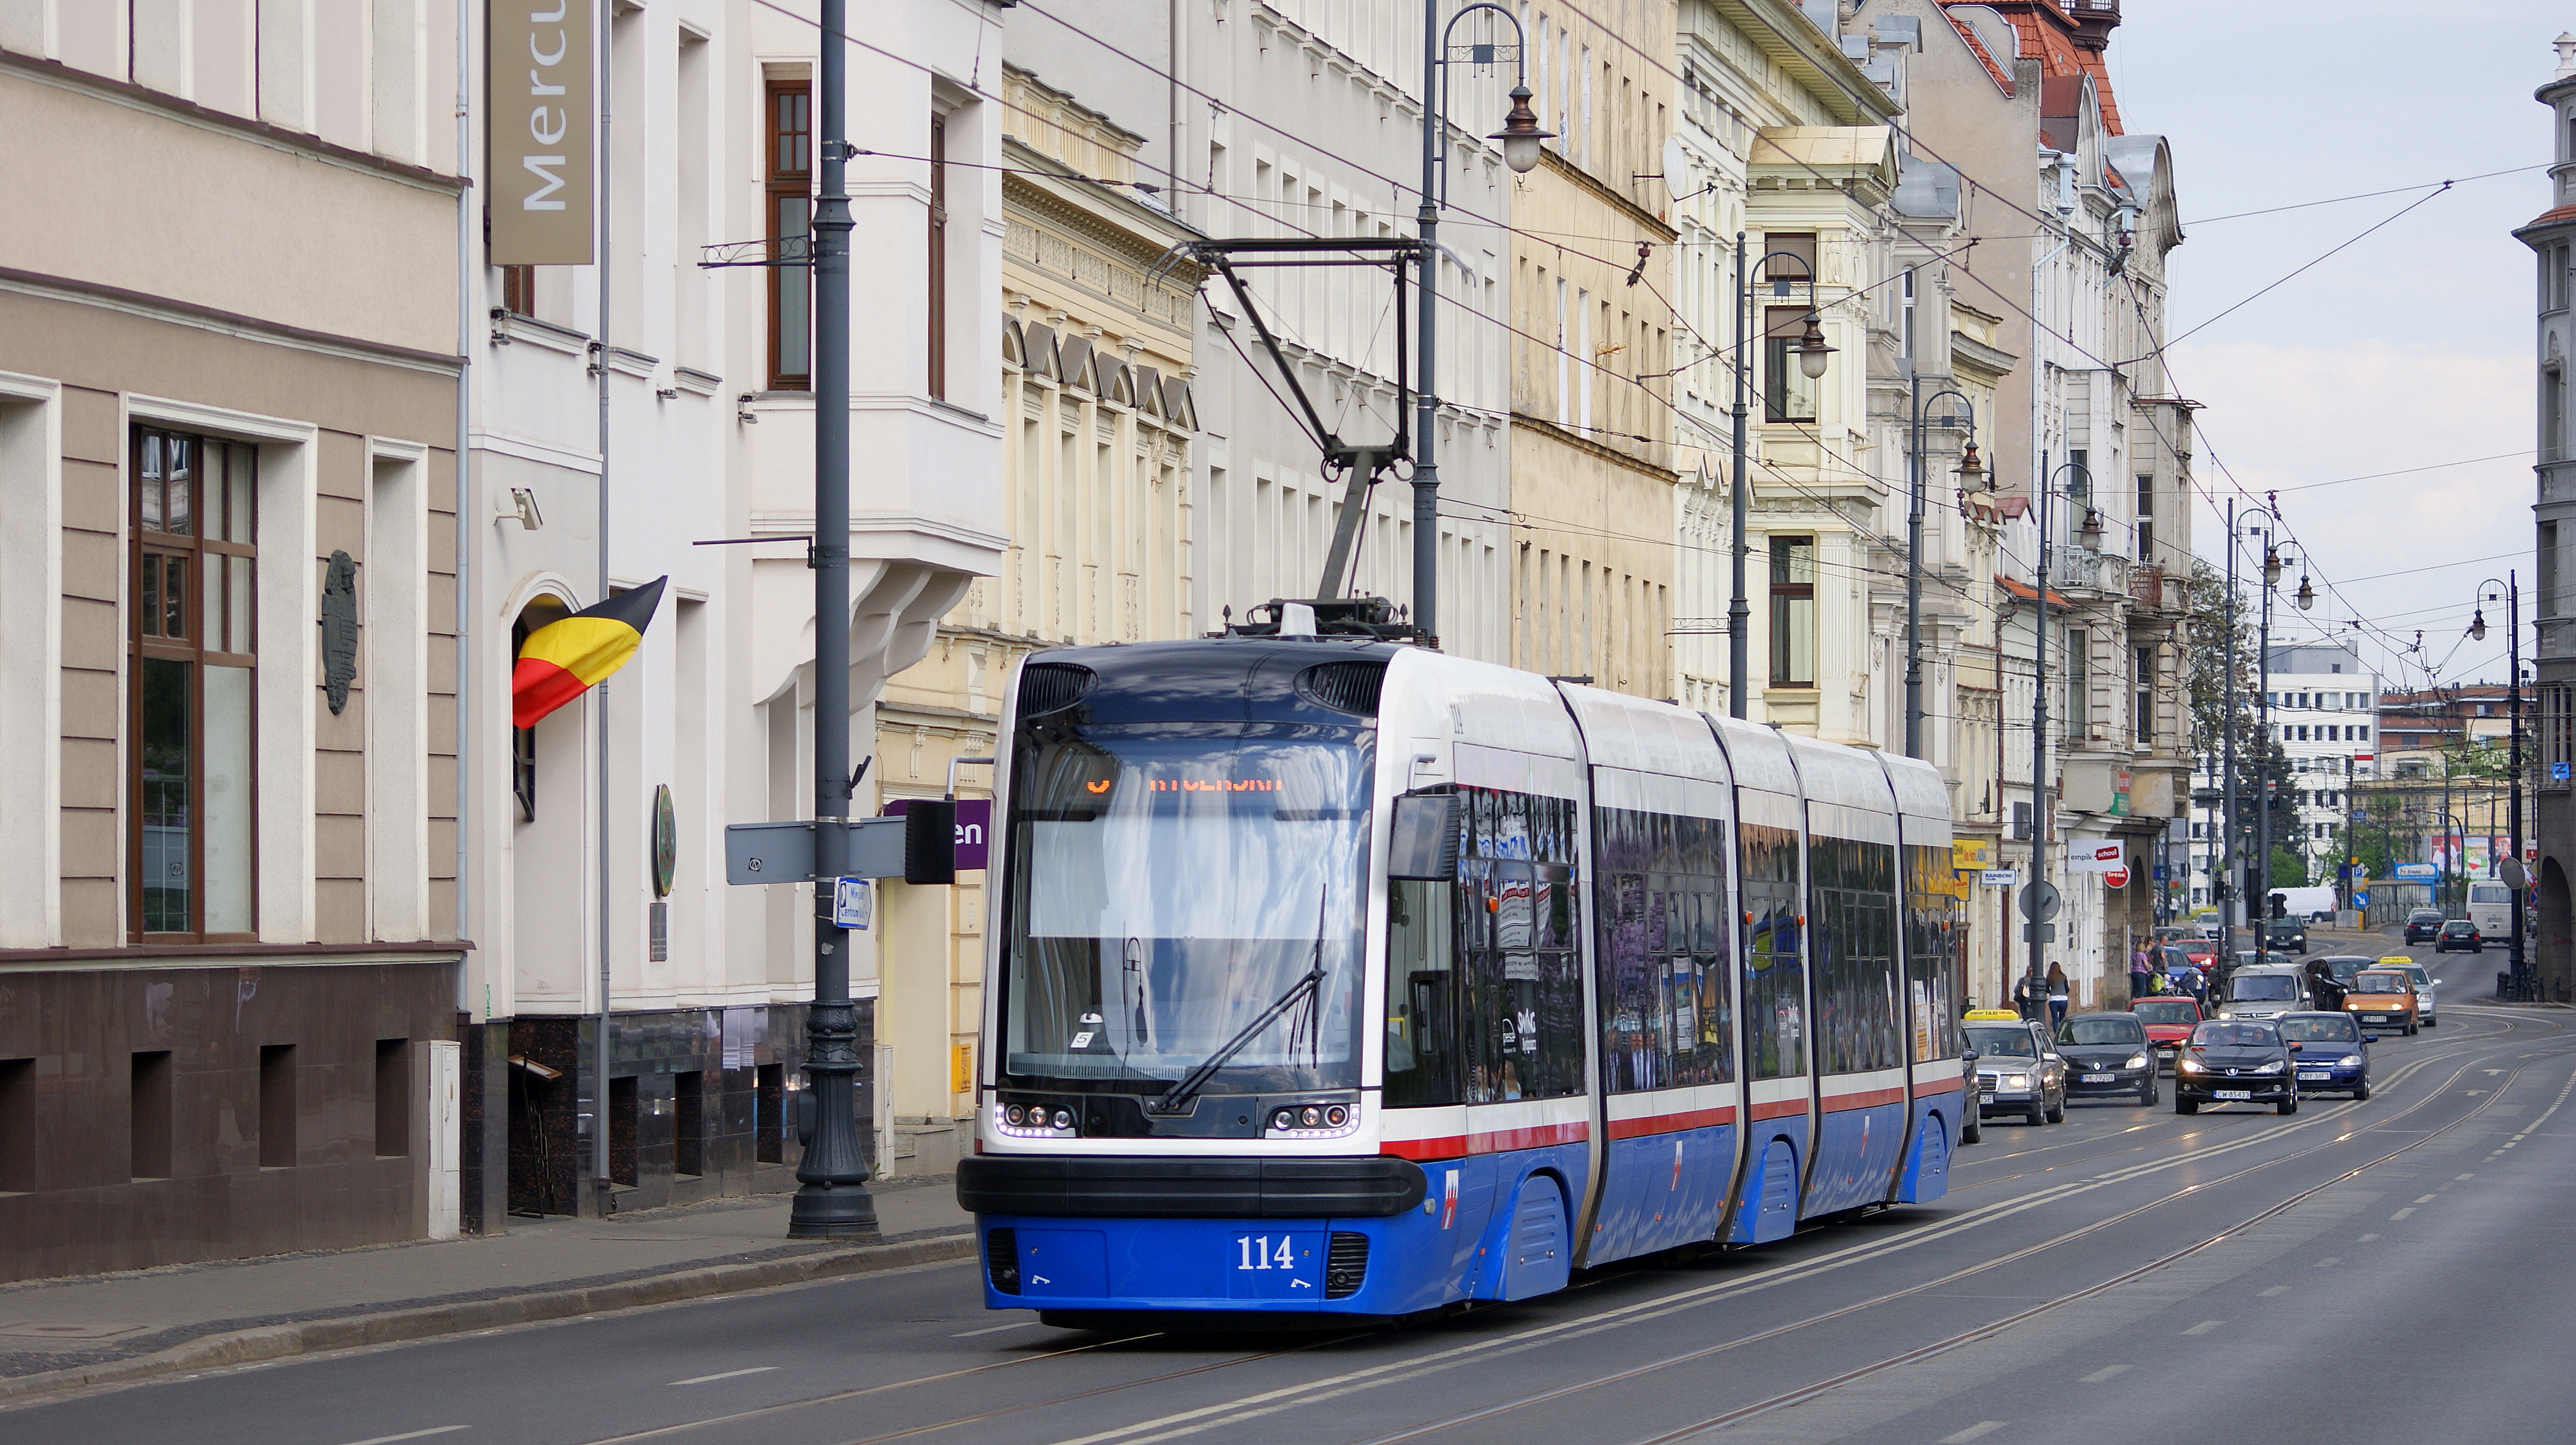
top-left (499, 265), bottom-right (536, 316)
top-left (2135, 646), bottom-right (2153, 743)
top-left (131, 427), bottom-right (258, 941)
top-left (1768, 536), bottom-right (1814, 687)
top-left (1762, 307), bottom-right (1817, 422)
top-left (927, 110), bottom-right (949, 401)
top-left (766, 78), bottom-right (812, 390)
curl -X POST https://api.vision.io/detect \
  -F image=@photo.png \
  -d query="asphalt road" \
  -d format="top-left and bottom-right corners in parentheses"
top-left (12, 941), bottom-right (2572, 1445)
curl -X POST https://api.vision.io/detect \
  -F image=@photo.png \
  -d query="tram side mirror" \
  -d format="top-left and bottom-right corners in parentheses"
top-left (1387, 793), bottom-right (1463, 882)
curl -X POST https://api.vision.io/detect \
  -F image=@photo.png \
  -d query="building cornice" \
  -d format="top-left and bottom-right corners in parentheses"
top-left (1513, 412), bottom-right (1680, 484)
top-left (0, 266), bottom-right (464, 377)
top-left (1535, 148), bottom-right (1682, 243)
top-left (0, 49), bottom-right (468, 196)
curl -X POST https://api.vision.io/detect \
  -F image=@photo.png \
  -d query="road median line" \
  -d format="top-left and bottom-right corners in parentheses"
top-left (0, 1231), bottom-right (977, 1406)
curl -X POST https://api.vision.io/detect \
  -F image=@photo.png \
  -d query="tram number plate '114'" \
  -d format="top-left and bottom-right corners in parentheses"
top-left (1227, 1231), bottom-right (1322, 1300)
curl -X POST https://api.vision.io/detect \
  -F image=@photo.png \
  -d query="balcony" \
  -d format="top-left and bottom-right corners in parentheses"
top-left (2054, 545), bottom-right (2130, 598)
top-left (2130, 563), bottom-right (2185, 615)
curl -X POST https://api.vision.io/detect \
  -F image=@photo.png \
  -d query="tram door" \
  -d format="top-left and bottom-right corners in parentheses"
top-left (1729, 809), bottom-right (1809, 1244)
top-left (1453, 785), bottom-right (1589, 1299)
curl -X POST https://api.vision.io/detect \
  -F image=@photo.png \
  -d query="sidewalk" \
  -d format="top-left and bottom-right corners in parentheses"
top-left (0, 1175), bottom-right (974, 1400)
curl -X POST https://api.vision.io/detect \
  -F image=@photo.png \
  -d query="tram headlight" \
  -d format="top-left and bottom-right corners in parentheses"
top-left (1005, 1105), bottom-right (1027, 1126)
top-left (1326, 1105), bottom-right (1348, 1128)
top-left (1272, 1108), bottom-right (1298, 1131)
top-left (1301, 1106), bottom-right (1323, 1128)
top-left (1051, 1108), bottom-right (1075, 1130)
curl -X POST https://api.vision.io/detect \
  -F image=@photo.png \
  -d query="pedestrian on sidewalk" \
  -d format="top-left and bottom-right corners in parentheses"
top-left (2128, 941), bottom-right (2152, 1004)
top-left (2013, 971), bottom-right (2039, 1021)
top-left (2046, 962), bottom-right (2070, 1029)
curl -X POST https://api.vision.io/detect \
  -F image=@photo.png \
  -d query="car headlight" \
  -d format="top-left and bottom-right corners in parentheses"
top-left (2251, 1060), bottom-right (2284, 1074)
top-left (2340, 1053), bottom-right (2363, 1067)
top-left (2003, 1073), bottom-right (2030, 1089)
top-left (2126, 1053), bottom-right (2150, 1070)
top-left (2216, 1009), bottom-right (2234, 1019)
top-left (2179, 1058), bottom-right (2206, 1074)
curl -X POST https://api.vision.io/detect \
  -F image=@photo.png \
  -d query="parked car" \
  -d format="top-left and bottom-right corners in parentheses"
top-left (2276, 1011), bottom-right (2371, 1099)
top-left (2435, 919), bottom-right (2484, 954)
top-left (2344, 967), bottom-right (2423, 1037)
top-left (2058, 1013), bottom-right (2159, 1106)
top-left (2380, 957), bottom-right (2439, 1027)
top-left (2132, 996), bottom-right (2205, 1071)
top-left (2175, 1019), bottom-right (2301, 1115)
top-left (2265, 918), bottom-right (2310, 955)
top-left (2403, 908), bottom-right (2446, 944)
top-left (1966, 1017), bottom-right (2067, 1126)
top-left (2219, 963), bottom-right (2314, 1022)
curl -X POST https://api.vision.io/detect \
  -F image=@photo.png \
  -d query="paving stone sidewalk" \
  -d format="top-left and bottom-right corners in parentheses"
top-left (0, 1175), bottom-right (973, 1397)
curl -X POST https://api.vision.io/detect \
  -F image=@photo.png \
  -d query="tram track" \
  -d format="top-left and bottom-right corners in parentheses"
top-left (1029, 1024), bottom-right (2564, 1445)
top-left (538, 1009), bottom-right (2561, 1445)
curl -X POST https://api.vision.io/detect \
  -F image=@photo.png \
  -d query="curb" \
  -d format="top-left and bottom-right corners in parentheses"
top-left (0, 1231), bottom-right (977, 1405)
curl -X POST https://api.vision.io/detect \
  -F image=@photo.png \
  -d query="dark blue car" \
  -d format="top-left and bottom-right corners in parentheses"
top-left (2276, 1011), bottom-right (2370, 1100)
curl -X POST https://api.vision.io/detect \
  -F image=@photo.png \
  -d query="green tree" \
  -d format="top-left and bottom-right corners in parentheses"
top-left (2266, 846), bottom-right (2308, 891)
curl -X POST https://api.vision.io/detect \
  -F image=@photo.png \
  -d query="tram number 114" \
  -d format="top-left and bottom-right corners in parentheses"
top-left (1236, 1235), bottom-right (1296, 1271)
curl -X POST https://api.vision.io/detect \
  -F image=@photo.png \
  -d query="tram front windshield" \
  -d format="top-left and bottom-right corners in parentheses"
top-left (1000, 722), bottom-right (1370, 1096)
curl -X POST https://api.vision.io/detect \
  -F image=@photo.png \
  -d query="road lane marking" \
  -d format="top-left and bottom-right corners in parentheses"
top-left (336, 1430), bottom-right (470, 1445)
top-left (2080, 1364), bottom-right (2131, 1383)
top-left (2415, 1194), bottom-right (2438, 1204)
top-left (1940, 1424), bottom-right (2007, 1443)
top-left (670, 1367), bottom-right (779, 1386)
top-left (2260, 1286), bottom-right (2289, 1296)
top-left (2314, 1256), bottom-right (2340, 1267)
top-left (954, 1321), bottom-right (1041, 1337)
top-left (2390, 1208), bottom-right (2416, 1219)
top-left (2182, 1319), bottom-right (2225, 1335)
top-left (2358, 1233), bottom-right (2381, 1241)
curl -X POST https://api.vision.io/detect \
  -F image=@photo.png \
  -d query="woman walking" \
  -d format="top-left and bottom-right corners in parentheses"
top-left (2046, 961), bottom-right (2071, 1029)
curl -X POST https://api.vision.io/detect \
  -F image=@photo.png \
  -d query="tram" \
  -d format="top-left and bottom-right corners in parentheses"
top-left (954, 633), bottom-right (1967, 1325)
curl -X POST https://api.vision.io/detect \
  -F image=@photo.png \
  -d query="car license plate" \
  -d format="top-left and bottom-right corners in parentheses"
top-left (2364, 1014), bottom-right (2387, 1022)
top-left (2082, 1073), bottom-right (2113, 1083)
top-left (2215, 1090), bottom-right (2252, 1101)
top-left (2298, 1071), bottom-right (2330, 1082)
top-left (1980, 1090), bottom-right (1995, 1103)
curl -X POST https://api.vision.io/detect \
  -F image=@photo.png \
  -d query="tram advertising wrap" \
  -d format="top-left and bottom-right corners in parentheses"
top-left (954, 638), bottom-right (1963, 1326)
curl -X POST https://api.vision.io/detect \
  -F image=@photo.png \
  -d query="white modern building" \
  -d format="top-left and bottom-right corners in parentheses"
top-left (2265, 643), bottom-right (2380, 880)
top-left (459, 0), bottom-right (1006, 1221)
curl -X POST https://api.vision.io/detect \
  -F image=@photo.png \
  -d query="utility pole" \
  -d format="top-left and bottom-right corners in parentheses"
top-left (1905, 377), bottom-right (1977, 757)
top-left (2219, 497), bottom-right (2238, 965)
top-left (1411, 1), bottom-right (1441, 641)
top-left (1727, 231), bottom-right (1753, 718)
top-left (790, 0), bottom-right (876, 1239)
top-left (2026, 452), bottom-right (2057, 1016)
top-left (2511, 573), bottom-right (2528, 997)
top-left (2252, 523), bottom-right (2275, 936)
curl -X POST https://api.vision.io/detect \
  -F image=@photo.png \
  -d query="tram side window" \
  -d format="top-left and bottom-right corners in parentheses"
top-left (1905, 844), bottom-right (1965, 1062)
top-left (1455, 788), bottom-right (1585, 1102)
top-left (1741, 821), bottom-right (1805, 1079)
top-left (1811, 835), bottom-right (1901, 1075)
top-left (1384, 877), bottom-right (1460, 1107)
top-left (1595, 805), bottom-right (1735, 1092)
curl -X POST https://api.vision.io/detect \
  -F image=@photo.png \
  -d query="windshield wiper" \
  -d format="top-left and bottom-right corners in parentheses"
top-left (1150, 894), bottom-right (1328, 1116)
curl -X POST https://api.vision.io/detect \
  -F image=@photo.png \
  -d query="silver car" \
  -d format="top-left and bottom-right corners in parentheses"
top-left (2217, 963), bottom-right (2313, 1022)
top-left (2396, 960), bottom-right (2439, 1026)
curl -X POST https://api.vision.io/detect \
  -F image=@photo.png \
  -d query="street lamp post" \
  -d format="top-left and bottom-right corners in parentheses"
top-left (1415, 3), bottom-right (1549, 641)
top-left (1727, 247), bottom-right (1833, 717)
top-left (2024, 455), bottom-right (2089, 1018)
top-left (2471, 575), bottom-right (2529, 998)
top-left (2219, 499), bottom-right (2239, 966)
top-left (790, 0), bottom-right (872, 1239)
top-left (1905, 380), bottom-right (1981, 758)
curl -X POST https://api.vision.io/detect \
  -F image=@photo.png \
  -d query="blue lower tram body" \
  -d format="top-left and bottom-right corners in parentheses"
top-left (970, 1109), bottom-right (1954, 1318)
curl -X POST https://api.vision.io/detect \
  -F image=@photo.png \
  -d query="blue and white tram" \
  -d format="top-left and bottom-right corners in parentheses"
top-left (955, 636), bottom-right (1967, 1324)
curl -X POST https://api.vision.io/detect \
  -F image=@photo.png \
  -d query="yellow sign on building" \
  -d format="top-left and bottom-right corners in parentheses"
top-left (1953, 839), bottom-right (1994, 872)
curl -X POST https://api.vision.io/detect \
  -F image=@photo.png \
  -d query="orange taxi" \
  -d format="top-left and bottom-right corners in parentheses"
top-left (2344, 967), bottom-right (2421, 1037)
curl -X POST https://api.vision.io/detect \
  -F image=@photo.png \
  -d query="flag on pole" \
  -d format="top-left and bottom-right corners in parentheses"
top-left (512, 577), bottom-right (667, 728)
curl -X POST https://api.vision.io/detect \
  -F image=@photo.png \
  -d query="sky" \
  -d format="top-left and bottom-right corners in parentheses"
top-left (2109, 1), bottom-right (2560, 694)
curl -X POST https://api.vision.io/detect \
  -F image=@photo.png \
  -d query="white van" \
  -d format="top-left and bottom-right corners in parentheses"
top-left (2219, 964), bottom-right (2313, 1021)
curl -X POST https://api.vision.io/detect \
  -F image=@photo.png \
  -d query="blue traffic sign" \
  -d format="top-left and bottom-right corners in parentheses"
top-left (2557, 761), bottom-right (2572, 783)
top-left (2353, 890), bottom-right (2370, 907)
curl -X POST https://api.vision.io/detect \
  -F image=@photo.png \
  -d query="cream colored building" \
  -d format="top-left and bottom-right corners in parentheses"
top-left (1510, 0), bottom-right (1680, 698)
top-left (871, 67), bottom-right (1202, 1175)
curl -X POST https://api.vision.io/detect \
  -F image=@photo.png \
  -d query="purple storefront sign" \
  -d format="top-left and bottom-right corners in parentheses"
top-left (882, 798), bottom-right (992, 871)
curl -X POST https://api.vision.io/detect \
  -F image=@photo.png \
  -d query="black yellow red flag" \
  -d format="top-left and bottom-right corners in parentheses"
top-left (511, 577), bottom-right (666, 729)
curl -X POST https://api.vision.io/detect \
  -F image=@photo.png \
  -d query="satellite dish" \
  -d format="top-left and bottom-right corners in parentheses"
top-left (1661, 135), bottom-right (1691, 201)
